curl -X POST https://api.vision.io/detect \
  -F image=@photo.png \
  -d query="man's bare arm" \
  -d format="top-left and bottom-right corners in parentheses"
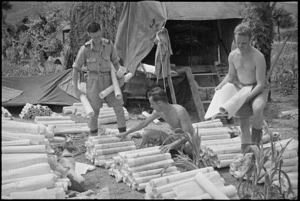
top-left (215, 52), bottom-right (237, 90)
top-left (246, 53), bottom-right (266, 102)
top-left (116, 111), bottom-right (160, 139)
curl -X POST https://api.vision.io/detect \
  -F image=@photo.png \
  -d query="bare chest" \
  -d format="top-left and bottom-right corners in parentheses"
top-left (158, 111), bottom-right (181, 129)
top-left (233, 55), bottom-right (256, 74)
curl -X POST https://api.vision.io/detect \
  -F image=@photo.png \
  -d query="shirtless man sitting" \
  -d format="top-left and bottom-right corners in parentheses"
top-left (116, 87), bottom-right (194, 156)
top-left (215, 23), bottom-right (268, 153)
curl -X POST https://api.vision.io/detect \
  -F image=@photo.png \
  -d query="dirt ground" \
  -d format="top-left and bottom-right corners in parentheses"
top-left (71, 87), bottom-right (298, 199)
top-left (4, 87), bottom-right (298, 199)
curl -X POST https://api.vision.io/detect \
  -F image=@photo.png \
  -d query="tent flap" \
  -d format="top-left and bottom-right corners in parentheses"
top-left (115, 2), bottom-right (242, 73)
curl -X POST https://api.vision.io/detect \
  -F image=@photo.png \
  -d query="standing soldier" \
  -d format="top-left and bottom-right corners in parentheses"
top-left (72, 21), bottom-right (127, 136)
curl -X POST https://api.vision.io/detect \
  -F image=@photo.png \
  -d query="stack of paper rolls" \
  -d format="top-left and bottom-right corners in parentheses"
top-left (1, 137), bottom-right (67, 199)
top-left (109, 146), bottom-right (179, 191)
top-left (85, 135), bottom-right (136, 166)
top-left (144, 167), bottom-right (214, 199)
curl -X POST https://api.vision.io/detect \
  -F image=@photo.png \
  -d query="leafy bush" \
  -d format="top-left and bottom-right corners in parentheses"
top-left (2, 6), bottom-right (69, 76)
top-left (271, 42), bottom-right (298, 95)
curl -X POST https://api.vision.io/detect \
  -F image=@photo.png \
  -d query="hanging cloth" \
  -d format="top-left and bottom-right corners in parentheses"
top-left (154, 27), bottom-right (173, 90)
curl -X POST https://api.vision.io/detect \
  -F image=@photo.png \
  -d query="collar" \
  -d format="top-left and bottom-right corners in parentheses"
top-left (86, 39), bottom-right (105, 52)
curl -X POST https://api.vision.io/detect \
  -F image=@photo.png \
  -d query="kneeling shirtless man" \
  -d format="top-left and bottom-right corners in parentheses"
top-left (116, 87), bottom-right (194, 156)
top-left (215, 23), bottom-right (268, 153)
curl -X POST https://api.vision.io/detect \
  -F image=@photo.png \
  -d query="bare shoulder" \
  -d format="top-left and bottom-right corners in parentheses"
top-left (173, 104), bottom-right (188, 115)
top-left (229, 48), bottom-right (239, 60)
top-left (252, 47), bottom-right (265, 58)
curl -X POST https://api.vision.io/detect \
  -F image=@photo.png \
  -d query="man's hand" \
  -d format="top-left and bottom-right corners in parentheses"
top-left (115, 132), bottom-right (128, 141)
top-left (118, 76), bottom-right (125, 87)
top-left (159, 143), bottom-right (174, 153)
top-left (214, 85), bottom-right (222, 91)
top-left (116, 66), bottom-right (126, 78)
top-left (74, 88), bottom-right (82, 99)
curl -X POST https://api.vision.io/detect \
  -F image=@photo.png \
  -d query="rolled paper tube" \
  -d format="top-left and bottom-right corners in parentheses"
top-left (110, 62), bottom-right (122, 99)
top-left (127, 153), bottom-right (172, 167)
top-left (152, 173), bottom-right (207, 197)
top-left (150, 167), bottom-right (214, 188)
top-left (1, 132), bottom-right (45, 144)
top-left (2, 154), bottom-right (49, 171)
top-left (122, 148), bottom-right (162, 160)
top-left (173, 177), bottom-right (225, 199)
top-left (94, 141), bottom-right (135, 149)
top-left (193, 121), bottom-right (223, 128)
top-left (194, 127), bottom-right (232, 136)
top-left (91, 137), bottom-right (120, 144)
top-left (34, 116), bottom-right (72, 122)
top-left (54, 123), bottom-right (88, 127)
top-left (73, 102), bottom-right (83, 106)
top-left (134, 171), bottom-right (180, 184)
top-left (127, 159), bottom-right (174, 173)
top-left (2, 120), bottom-right (46, 134)
top-left (98, 113), bottom-right (129, 125)
top-left (194, 172), bottom-right (229, 199)
top-left (2, 173), bottom-right (56, 196)
top-left (217, 159), bottom-right (234, 168)
top-left (2, 139), bottom-right (32, 147)
top-left (9, 187), bottom-right (65, 199)
top-left (80, 94), bottom-right (94, 117)
top-left (99, 72), bottom-right (133, 99)
top-left (201, 134), bottom-right (231, 141)
top-left (35, 120), bottom-right (75, 125)
top-left (2, 163), bottom-right (51, 181)
top-left (160, 191), bottom-right (177, 199)
top-left (190, 185), bottom-right (237, 199)
top-left (2, 144), bottom-right (46, 154)
top-left (53, 126), bottom-right (90, 134)
top-left (219, 85), bottom-right (252, 118)
top-left (95, 145), bottom-right (136, 156)
top-left (263, 157), bottom-right (298, 169)
top-left (132, 166), bottom-right (178, 178)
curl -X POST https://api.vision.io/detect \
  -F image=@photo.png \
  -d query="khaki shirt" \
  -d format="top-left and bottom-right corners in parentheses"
top-left (72, 38), bottom-right (120, 73)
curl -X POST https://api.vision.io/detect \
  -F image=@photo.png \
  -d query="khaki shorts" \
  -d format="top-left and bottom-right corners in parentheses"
top-left (86, 72), bottom-right (123, 110)
top-left (234, 86), bottom-right (268, 119)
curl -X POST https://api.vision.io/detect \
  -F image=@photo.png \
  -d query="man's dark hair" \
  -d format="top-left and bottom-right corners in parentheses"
top-left (147, 87), bottom-right (168, 103)
top-left (86, 22), bottom-right (101, 33)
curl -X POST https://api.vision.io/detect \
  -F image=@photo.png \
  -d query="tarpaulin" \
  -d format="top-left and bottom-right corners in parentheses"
top-left (115, 2), bottom-right (242, 74)
top-left (2, 69), bottom-right (79, 107)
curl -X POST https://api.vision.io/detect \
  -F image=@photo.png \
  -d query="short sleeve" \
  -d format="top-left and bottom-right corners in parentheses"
top-left (72, 45), bottom-right (86, 71)
top-left (110, 41), bottom-right (120, 71)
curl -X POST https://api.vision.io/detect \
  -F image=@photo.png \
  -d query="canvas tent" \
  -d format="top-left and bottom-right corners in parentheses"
top-left (2, 69), bottom-right (79, 107)
top-left (115, 2), bottom-right (243, 74)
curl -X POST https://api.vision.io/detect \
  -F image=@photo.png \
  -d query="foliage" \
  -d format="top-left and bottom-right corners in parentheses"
top-left (69, 2), bottom-right (123, 61)
top-left (271, 42), bottom-right (298, 95)
top-left (236, 134), bottom-right (293, 199)
top-left (160, 127), bottom-right (205, 173)
top-left (273, 7), bottom-right (296, 41)
top-left (3, 5), bottom-right (69, 73)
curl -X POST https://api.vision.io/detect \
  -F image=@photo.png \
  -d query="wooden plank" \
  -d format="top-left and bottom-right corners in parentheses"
top-left (184, 67), bottom-right (205, 121)
top-left (167, 75), bottom-right (177, 104)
